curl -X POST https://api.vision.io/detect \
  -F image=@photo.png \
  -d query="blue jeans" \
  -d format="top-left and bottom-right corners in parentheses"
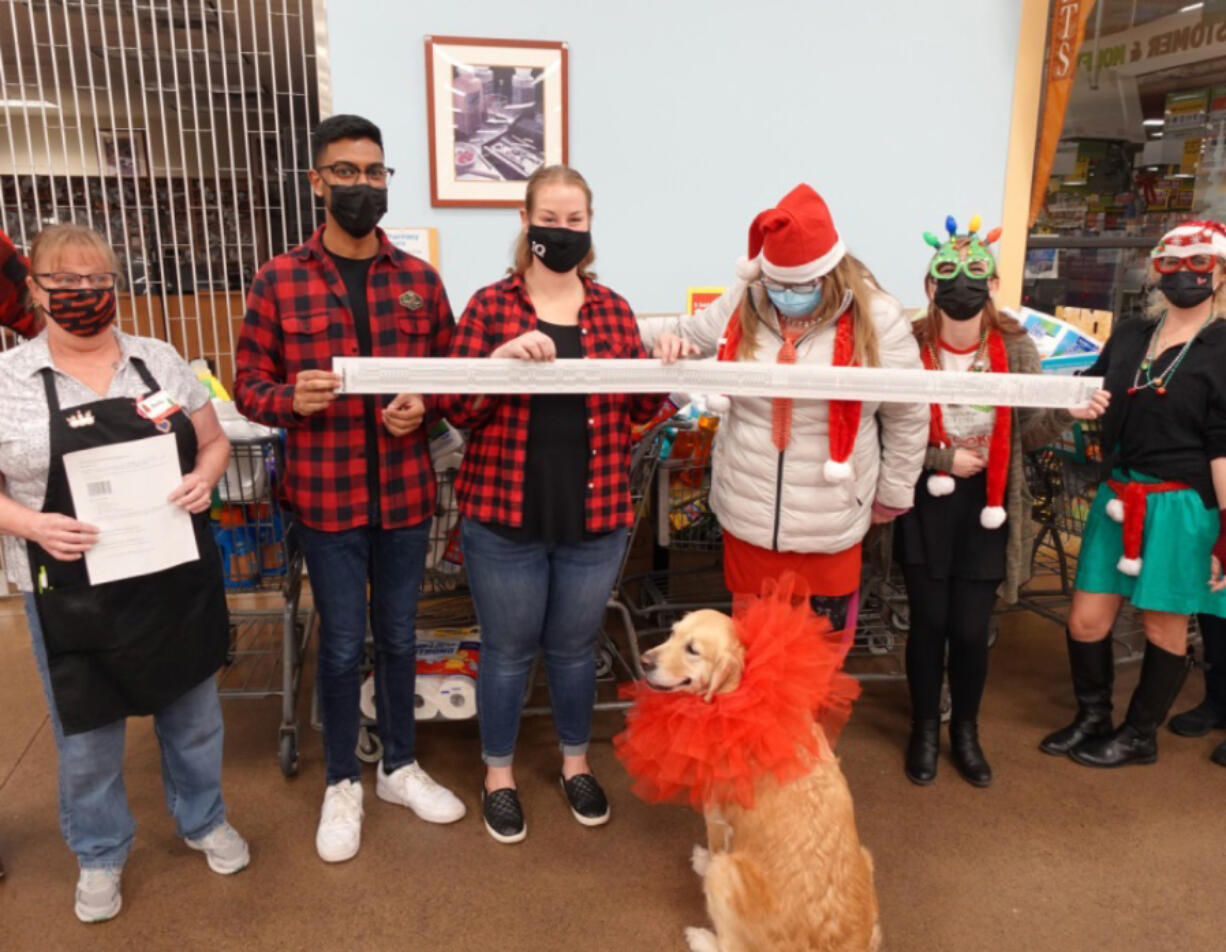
top-left (461, 519), bottom-right (627, 767)
top-left (298, 519), bottom-right (429, 785)
top-left (23, 595), bottom-right (226, 869)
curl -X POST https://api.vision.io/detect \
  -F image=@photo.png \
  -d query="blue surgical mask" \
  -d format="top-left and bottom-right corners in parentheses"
top-left (767, 286), bottom-right (822, 318)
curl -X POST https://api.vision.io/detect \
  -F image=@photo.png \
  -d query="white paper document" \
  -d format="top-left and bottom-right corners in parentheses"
top-left (333, 356), bottom-right (1103, 410)
top-left (63, 433), bottom-right (200, 585)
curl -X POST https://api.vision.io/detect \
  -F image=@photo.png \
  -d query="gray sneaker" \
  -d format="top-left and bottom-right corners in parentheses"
top-left (75, 866), bottom-right (122, 923)
top-left (186, 822), bottom-right (250, 875)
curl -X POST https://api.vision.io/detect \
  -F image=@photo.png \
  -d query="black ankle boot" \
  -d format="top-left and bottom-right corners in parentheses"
top-left (950, 720), bottom-right (992, 787)
top-left (1071, 642), bottom-right (1192, 768)
top-left (1040, 631), bottom-right (1115, 755)
top-left (1169, 614), bottom-right (1226, 737)
top-left (904, 718), bottom-right (940, 786)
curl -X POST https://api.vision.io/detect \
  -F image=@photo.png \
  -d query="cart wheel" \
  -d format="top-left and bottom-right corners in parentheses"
top-left (279, 732), bottom-right (299, 777)
top-left (356, 725), bottom-right (383, 764)
top-left (594, 646), bottom-right (614, 679)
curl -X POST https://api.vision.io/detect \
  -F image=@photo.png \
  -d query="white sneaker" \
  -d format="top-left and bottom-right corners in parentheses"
top-left (316, 780), bottom-right (364, 863)
top-left (186, 821), bottom-right (250, 875)
top-left (75, 866), bottom-right (122, 923)
top-left (376, 761), bottom-right (466, 824)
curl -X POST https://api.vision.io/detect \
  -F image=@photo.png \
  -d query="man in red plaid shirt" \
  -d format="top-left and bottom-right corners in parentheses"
top-left (235, 115), bottom-right (464, 863)
top-left (1, 229), bottom-right (43, 338)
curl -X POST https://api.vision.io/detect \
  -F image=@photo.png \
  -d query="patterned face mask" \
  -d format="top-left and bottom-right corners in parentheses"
top-left (45, 287), bottom-right (118, 337)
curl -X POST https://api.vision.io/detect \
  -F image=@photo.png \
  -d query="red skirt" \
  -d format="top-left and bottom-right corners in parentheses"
top-left (723, 531), bottom-right (861, 598)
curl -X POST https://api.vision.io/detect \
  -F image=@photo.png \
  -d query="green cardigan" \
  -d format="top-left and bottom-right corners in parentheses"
top-left (921, 331), bottom-right (1073, 603)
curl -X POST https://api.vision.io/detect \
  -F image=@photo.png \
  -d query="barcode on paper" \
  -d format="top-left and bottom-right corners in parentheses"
top-left (87, 480), bottom-right (112, 497)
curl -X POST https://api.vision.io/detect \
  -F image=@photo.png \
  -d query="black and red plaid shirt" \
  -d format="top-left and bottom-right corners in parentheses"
top-left (1, 230), bottom-right (41, 339)
top-left (441, 273), bottom-right (663, 534)
top-left (235, 225), bottom-right (454, 531)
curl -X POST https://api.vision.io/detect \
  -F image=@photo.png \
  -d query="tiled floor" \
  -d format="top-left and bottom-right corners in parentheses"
top-left (0, 598), bottom-right (1222, 951)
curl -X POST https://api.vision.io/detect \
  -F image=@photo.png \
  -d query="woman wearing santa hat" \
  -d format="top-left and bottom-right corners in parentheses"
top-left (643, 184), bottom-right (929, 636)
top-left (1041, 220), bottom-right (1226, 769)
top-left (896, 217), bottom-right (1108, 787)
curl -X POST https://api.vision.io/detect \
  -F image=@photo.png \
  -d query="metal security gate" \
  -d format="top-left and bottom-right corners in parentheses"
top-left (0, 0), bottom-right (326, 388)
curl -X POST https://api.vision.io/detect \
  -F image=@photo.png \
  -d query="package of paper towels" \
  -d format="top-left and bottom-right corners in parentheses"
top-left (416, 638), bottom-right (480, 720)
top-left (417, 673), bottom-right (477, 720)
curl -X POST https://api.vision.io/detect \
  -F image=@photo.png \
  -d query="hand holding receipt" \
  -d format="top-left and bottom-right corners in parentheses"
top-left (62, 432), bottom-right (200, 585)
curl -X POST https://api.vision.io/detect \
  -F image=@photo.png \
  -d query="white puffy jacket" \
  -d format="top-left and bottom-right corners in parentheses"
top-left (639, 284), bottom-right (928, 554)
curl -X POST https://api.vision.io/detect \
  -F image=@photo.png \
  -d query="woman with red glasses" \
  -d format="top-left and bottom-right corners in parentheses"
top-left (1041, 220), bottom-right (1226, 769)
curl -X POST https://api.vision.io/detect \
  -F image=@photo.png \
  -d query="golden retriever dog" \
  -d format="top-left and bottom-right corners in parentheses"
top-left (640, 609), bottom-right (880, 952)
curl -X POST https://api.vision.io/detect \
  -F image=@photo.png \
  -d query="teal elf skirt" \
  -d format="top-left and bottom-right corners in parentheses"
top-left (1076, 469), bottom-right (1226, 617)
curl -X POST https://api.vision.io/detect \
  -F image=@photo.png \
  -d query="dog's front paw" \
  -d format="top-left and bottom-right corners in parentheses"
top-left (684, 926), bottom-right (720, 952)
top-left (690, 844), bottom-right (711, 877)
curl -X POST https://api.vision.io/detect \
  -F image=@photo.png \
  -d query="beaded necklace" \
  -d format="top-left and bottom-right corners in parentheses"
top-left (1128, 312), bottom-right (1212, 396)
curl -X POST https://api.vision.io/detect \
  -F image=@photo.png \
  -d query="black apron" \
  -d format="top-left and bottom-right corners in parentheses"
top-left (28, 357), bottom-right (229, 735)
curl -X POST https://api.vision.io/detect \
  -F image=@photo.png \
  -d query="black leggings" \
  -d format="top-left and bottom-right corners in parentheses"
top-left (902, 564), bottom-right (1000, 722)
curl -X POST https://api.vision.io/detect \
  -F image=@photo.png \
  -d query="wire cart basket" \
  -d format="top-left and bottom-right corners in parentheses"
top-left (1019, 417), bottom-right (1158, 662)
top-left (212, 435), bottom-right (313, 777)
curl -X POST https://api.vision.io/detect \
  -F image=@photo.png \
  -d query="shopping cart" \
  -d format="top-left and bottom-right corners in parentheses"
top-left (616, 417), bottom-right (729, 652)
top-left (614, 413), bottom-right (922, 685)
top-left (212, 435), bottom-right (314, 777)
top-left (1019, 418), bottom-right (1157, 662)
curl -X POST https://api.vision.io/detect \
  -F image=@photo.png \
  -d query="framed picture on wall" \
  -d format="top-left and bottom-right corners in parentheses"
top-left (97, 130), bottom-right (148, 177)
top-left (424, 35), bottom-right (568, 208)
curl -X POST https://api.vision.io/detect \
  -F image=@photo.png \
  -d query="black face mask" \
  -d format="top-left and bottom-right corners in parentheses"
top-left (1159, 270), bottom-right (1216, 309)
top-left (328, 184), bottom-right (387, 238)
top-left (527, 225), bottom-right (591, 274)
top-left (934, 274), bottom-right (991, 321)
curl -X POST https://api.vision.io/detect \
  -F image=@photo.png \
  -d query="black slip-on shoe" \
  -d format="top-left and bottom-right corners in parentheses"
top-left (559, 773), bottom-right (610, 827)
top-left (481, 787), bottom-right (526, 844)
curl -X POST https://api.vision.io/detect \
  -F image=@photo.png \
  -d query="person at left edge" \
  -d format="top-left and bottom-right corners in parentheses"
top-left (1, 227), bottom-right (44, 337)
top-left (0, 226), bottom-right (38, 886)
top-left (0, 224), bottom-right (246, 924)
top-left (235, 114), bottom-right (465, 865)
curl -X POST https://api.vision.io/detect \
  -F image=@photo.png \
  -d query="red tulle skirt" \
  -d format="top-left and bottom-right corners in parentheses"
top-left (613, 574), bottom-right (860, 811)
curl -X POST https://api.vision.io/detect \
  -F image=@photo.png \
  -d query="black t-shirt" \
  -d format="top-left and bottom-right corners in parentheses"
top-left (1086, 316), bottom-right (1226, 507)
top-left (487, 320), bottom-right (594, 544)
top-left (326, 249), bottom-right (380, 523)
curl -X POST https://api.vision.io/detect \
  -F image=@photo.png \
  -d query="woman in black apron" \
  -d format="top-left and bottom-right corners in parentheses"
top-left (0, 224), bottom-right (246, 922)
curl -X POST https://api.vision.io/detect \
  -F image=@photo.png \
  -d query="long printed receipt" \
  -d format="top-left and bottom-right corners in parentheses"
top-left (63, 433), bottom-right (199, 585)
top-left (333, 357), bottom-right (1103, 409)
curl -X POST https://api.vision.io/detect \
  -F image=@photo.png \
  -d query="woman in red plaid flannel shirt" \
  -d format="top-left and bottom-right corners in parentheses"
top-left (441, 165), bottom-right (664, 845)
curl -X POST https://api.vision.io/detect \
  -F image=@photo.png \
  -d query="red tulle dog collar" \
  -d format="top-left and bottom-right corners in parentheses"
top-left (613, 577), bottom-right (860, 811)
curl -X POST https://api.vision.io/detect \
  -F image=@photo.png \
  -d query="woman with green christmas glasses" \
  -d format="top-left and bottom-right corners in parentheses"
top-left (1042, 220), bottom-right (1226, 769)
top-left (896, 216), bottom-right (1108, 787)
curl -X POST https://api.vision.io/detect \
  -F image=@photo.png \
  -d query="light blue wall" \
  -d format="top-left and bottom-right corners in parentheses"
top-left (324, 1), bottom-right (1024, 314)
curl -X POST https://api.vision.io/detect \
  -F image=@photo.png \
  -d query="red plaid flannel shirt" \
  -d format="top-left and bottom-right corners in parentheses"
top-left (441, 274), bottom-right (664, 533)
top-left (235, 225), bottom-right (454, 531)
top-left (1, 230), bottom-right (41, 338)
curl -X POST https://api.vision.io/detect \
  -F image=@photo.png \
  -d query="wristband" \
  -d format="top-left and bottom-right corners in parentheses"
top-left (872, 500), bottom-right (910, 520)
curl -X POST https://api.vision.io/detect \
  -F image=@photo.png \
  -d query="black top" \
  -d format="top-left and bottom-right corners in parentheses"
top-left (1085, 316), bottom-right (1226, 507)
top-left (326, 249), bottom-right (380, 523)
top-left (487, 320), bottom-right (594, 544)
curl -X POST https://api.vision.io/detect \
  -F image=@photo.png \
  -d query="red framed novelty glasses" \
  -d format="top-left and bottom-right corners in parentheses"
top-left (1153, 253), bottom-right (1216, 274)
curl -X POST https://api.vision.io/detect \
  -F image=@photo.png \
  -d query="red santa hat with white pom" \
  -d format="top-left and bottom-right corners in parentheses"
top-left (709, 185), bottom-right (859, 483)
top-left (734, 184), bottom-right (847, 285)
